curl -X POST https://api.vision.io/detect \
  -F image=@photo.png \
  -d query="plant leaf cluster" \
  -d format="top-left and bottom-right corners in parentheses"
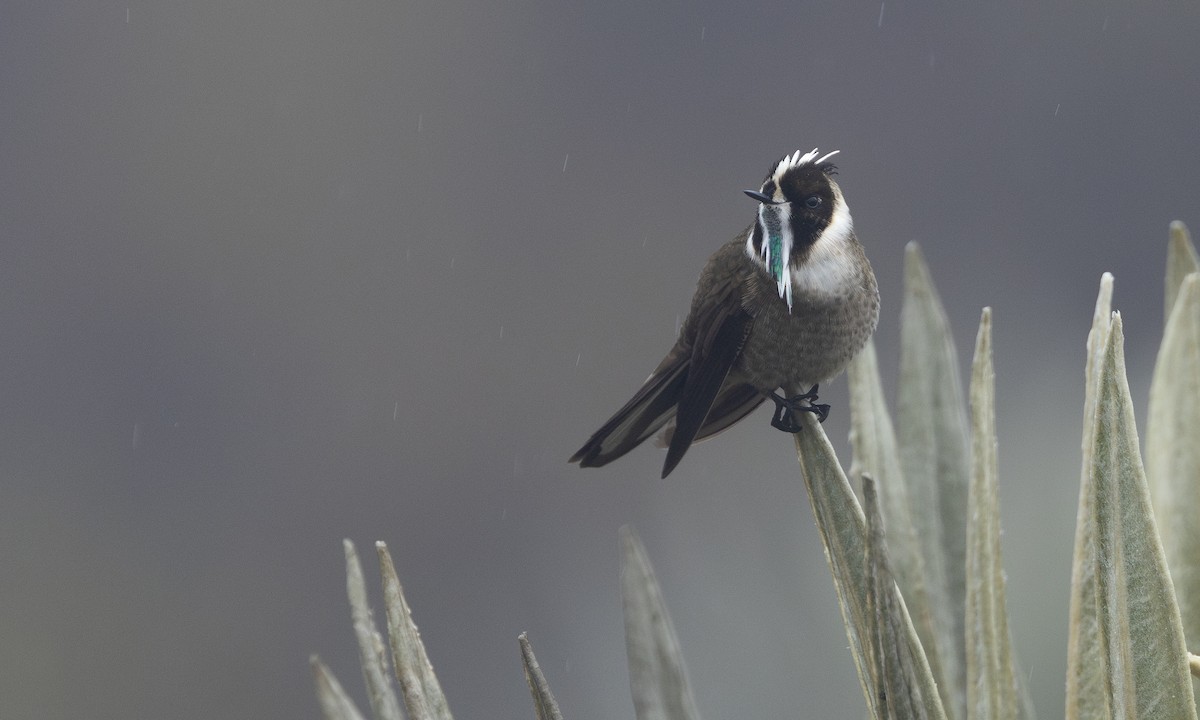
top-left (313, 222), bottom-right (1200, 720)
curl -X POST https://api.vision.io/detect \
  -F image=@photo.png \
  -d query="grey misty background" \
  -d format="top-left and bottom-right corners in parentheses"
top-left (1, 1), bottom-right (1197, 718)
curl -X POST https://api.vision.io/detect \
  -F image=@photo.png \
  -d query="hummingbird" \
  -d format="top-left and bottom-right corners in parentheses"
top-left (569, 148), bottom-right (879, 478)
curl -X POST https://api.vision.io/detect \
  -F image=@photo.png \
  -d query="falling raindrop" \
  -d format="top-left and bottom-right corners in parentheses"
top-left (562, 154), bottom-right (570, 173)
top-left (878, 2), bottom-right (885, 27)
top-left (393, 402), bottom-right (399, 421)
top-left (1054, 103), bottom-right (1061, 117)
top-left (576, 353), bottom-right (582, 367)
top-left (132, 423), bottom-right (140, 449)
top-left (700, 26), bottom-right (706, 40)
top-left (125, 7), bottom-right (130, 23)
top-left (499, 325), bottom-right (505, 339)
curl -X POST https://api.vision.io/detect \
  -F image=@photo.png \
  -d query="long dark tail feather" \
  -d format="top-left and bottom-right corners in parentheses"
top-left (661, 315), bottom-right (751, 478)
top-left (691, 386), bottom-right (765, 443)
top-left (569, 360), bottom-right (688, 468)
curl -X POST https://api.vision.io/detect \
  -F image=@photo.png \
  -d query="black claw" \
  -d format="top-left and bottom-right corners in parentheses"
top-left (771, 413), bottom-right (804, 433)
top-left (793, 384), bottom-right (821, 403)
top-left (770, 399), bottom-right (804, 432)
top-left (766, 385), bottom-right (830, 433)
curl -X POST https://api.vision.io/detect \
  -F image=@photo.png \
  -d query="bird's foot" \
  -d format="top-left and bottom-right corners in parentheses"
top-left (767, 385), bottom-right (830, 433)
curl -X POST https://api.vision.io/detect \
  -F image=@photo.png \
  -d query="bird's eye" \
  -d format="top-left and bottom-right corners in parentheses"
top-left (804, 195), bottom-right (822, 209)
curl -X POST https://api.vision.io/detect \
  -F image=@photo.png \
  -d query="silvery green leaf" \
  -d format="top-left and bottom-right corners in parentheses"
top-left (793, 418), bottom-right (946, 720)
top-left (376, 541), bottom-right (454, 720)
top-left (792, 416), bottom-right (875, 713)
top-left (897, 243), bottom-right (970, 720)
top-left (964, 308), bottom-right (1018, 720)
top-left (345, 539), bottom-right (405, 720)
top-left (312, 655), bottom-right (370, 720)
top-left (1086, 314), bottom-right (1196, 720)
top-left (519, 633), bottom-right (565, 720)
top-left (1164, 221), bottom-right (1198, 326)
top-left (1146, 273), bottom-right (1200, 659)
top-left (619, 527), bottom-right (701, 720)
top-left (862, 475), bottom-right (939, 720)
top-left (1065, 275), bottom-right (1114, 720)
top-left (849, 340), bottom-right (951, 714)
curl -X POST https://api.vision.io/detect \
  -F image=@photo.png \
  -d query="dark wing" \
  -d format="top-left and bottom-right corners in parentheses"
top-left (660, 302), bottom-right (752, 477)
top-left (570, 235), bottom-right (757, 475)
top-left (568, 346), bottom-right (690, 468)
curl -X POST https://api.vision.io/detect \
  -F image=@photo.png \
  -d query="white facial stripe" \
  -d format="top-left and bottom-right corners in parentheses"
top-left (824, 184), bottom-right (852, 245)
top-left (791, 185), bottom-right (856, 299)
top-left (774, 205), bottom-right (794, 309)
top-left (746, 204), bottom-right (796, 311)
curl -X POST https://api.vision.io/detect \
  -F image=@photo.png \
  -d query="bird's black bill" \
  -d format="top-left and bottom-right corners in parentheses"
top-left (743, 189), bottom-right (781, 204)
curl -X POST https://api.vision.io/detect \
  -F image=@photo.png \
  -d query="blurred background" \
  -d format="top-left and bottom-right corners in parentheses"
top-left (2, 2), bottom-right (1198, 718)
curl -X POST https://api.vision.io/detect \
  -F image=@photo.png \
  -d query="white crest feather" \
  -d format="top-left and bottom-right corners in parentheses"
top-left (770, 148), bottom-right (839, 188)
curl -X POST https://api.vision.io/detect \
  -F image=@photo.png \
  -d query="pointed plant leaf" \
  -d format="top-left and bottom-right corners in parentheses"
top-left (1164, 221), bottom-right (1198, 325)
top-left (1090, 315), bottom-right (1196, 720)
top-left (1146, 274), bottom-right (1200, 648)
top-left (344, 539), bottom-right (405, 720)
top-left (376, 541), bottom-right (454, 720)
top-left (312, 655), bottom-right (370, 720)
top-left (793, 417), bottom-right (947, 720)
top-left (964, 308), bottom-right (1018, 720)
top-left (863, 475), bottom-right (937, 720)
top-left (849, 340), bottom-right (950, 714)
top-left (792, 415), bottom-right (875, 714)
top-left (519, 633), bottom-right (565, 720)
top-left (1065, 275), bottom-right (1115, 720)
top-left (898, 242), bottom-right (970, 720)
top-left (619, 527), bottom-right (702, 720)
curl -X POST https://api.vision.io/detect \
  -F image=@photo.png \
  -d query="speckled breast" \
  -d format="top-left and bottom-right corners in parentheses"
top-left (736, 263), bottom-right (879, 395)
